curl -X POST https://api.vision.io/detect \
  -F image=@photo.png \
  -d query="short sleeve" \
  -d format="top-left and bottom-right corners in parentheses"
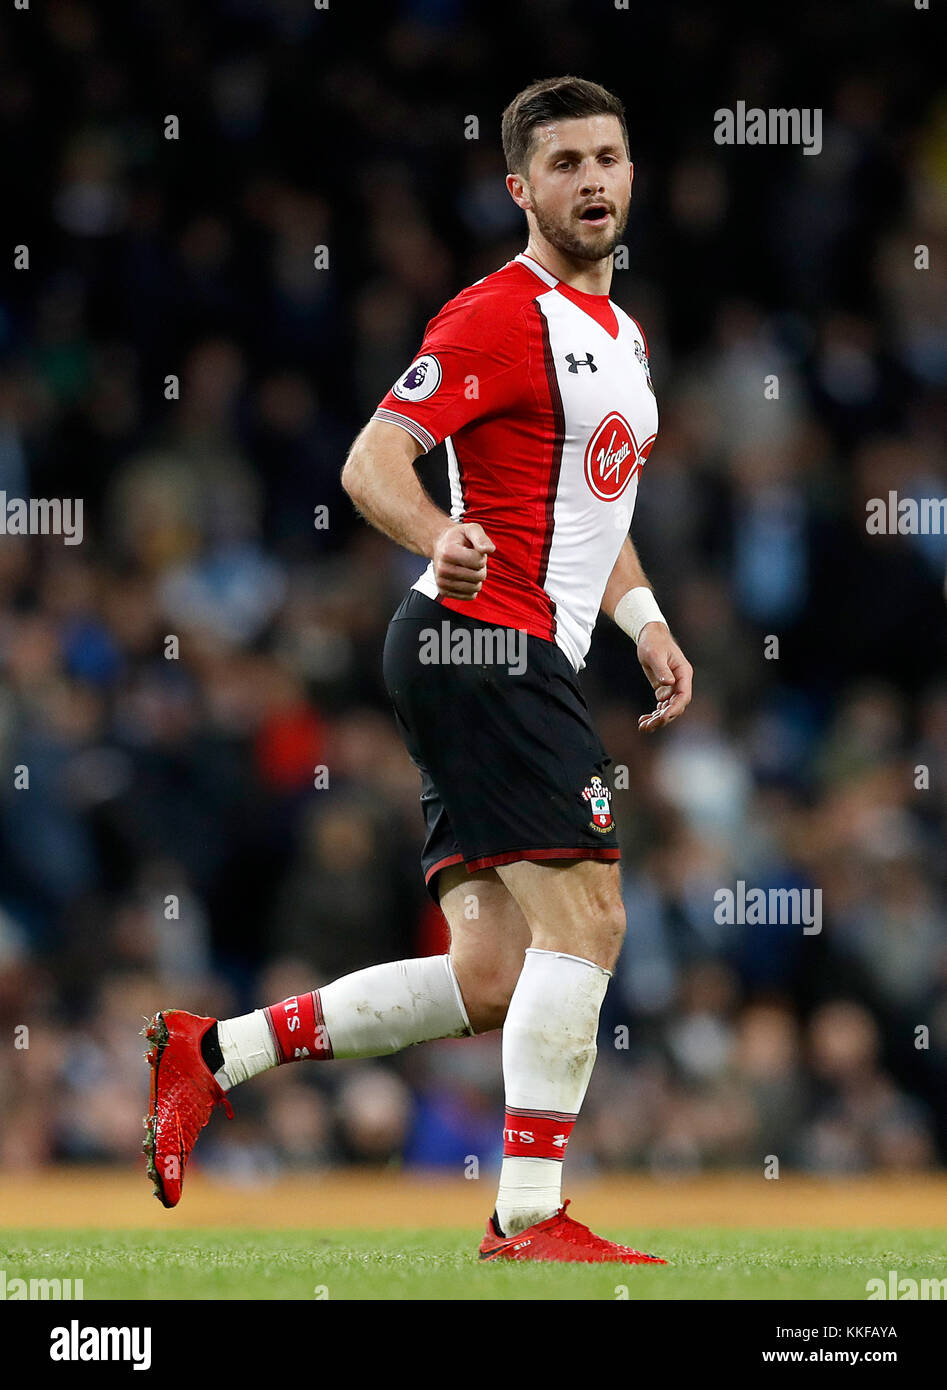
top-left (372, 294), bottom-right (529, 452)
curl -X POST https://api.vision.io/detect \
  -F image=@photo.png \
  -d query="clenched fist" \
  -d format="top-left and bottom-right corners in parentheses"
top-left (433, 521), bottom-right (496, 601)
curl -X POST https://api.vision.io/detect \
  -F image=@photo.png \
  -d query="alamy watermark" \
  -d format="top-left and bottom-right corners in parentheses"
top-left (418, 620), bottom-right (527, 676)
top-left (714, 881), bottom-right (822, 934)
top-left (866, 493), bottom-right (947, 535)
top-left (0, 494), bottom-right (83, 544)
top-left (714, 102), bottom-right (822, 156)
top-left (1, 1268), bottom-right (84, 1299)
top-left (50, 1321), bottom-right (150, 1370)
top-left (866, 1271), bottom-right (947, 1300)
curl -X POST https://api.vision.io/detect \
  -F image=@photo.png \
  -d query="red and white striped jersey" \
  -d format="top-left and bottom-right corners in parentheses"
top-left (373, 252), bottom-right (658, 670)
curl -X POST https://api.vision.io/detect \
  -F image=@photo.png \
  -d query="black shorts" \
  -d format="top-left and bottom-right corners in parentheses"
top-left (383, 589), bottom-right (620, 902)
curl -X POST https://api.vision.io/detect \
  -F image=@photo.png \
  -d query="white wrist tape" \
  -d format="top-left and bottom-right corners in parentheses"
top-left (613, 587), bottom-right (667, 643)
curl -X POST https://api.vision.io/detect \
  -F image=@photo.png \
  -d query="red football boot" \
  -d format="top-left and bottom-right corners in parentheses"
top-left (141, 1010), bottom-right (234, 1208)
top-left (478, 1200), bottom-right (666, 1264)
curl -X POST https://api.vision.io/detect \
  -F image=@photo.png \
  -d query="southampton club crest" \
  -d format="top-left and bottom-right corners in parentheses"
top-left (582, 774), bottom-right (614, 833)
top-left (634, 340), bottom-right (655, 394)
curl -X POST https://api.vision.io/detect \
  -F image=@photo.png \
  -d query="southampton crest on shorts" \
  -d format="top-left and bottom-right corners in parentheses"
top-left (582, 774), bottom-right (614, 833)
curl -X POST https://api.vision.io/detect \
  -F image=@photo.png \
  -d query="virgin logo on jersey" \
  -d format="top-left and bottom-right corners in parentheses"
top-left (584, 412), bottom-right (655, 502)
top-left (391, 354), bottom-right (442, 403)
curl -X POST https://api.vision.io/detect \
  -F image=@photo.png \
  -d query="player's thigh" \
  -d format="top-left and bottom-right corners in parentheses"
top-left (494, 858), bottom-right (626, 971)
top-left (438, 865), bottom-right (531, 1033)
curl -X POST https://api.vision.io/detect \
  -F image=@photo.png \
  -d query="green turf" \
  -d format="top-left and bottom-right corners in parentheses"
top-left (0, 1227), bottom-right (944, 1300)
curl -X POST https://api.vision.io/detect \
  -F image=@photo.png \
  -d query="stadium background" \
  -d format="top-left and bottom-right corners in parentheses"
top-left (0, 0), bottom-right (945, 1212)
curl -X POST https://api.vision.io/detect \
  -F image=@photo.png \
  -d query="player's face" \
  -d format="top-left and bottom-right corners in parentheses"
top-left (513, 115), bottom-right (633, 263)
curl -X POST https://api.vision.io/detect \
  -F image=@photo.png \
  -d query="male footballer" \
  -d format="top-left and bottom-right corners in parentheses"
top-left (143, 75), bottom-right (693, 1263)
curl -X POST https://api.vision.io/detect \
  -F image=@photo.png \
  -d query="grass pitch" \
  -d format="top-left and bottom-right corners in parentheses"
top-left (2, 1171), bottom-right (945, 1300)
top-left (1, 1226), bottom-right (944, 1300)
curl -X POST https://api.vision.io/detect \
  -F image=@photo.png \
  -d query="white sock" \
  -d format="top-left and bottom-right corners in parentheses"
top-left (495, 948), bottom-right (611, 1236)
top-left (214, 955), bottom-right (472, 1088)
top-left (216, 1010), bottom-right (277, 1089)
top-left (321, 954), bottom-right (472, 1058)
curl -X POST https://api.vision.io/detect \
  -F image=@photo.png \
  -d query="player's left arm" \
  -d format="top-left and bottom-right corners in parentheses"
top-left (600, 537), bottom-right (693, 732)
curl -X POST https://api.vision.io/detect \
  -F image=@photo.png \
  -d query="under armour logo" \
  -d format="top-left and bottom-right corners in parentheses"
top-left (566, 352), bottom-right (597, 373)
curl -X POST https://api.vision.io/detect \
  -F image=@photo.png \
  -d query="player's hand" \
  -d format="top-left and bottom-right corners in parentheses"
top-left (636, 624), bottom-right (693, 732)
top-left (432, 521), bottom-right (496, 600)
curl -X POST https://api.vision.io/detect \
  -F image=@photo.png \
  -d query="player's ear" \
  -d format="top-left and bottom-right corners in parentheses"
top-left (506, 172), bottom-right (532, 213)
top-left (628, 161), bottom-right (634, 196)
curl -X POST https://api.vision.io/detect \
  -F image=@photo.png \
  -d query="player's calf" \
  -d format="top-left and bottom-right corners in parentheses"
top-left (142, 956), bottom-right (474, 1209)
top-left (448, 956), bottom-right (520, 1033)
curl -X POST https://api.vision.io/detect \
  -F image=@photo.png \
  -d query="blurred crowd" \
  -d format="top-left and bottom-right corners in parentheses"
top-left (0, 2), bottom-right (945, 1185)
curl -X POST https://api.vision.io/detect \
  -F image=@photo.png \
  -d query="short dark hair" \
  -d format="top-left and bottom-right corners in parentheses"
top-left (501, 76), bottom-right (629, 176)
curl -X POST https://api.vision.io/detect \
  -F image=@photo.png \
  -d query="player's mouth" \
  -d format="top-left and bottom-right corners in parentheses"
top-left (577, 203), bottom-right (612, 227)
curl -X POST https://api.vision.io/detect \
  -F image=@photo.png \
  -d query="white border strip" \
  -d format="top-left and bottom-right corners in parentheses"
top-left (515, 252), bottom-right (559, 288)
top-left (372, 407), bottom-right (437, 454)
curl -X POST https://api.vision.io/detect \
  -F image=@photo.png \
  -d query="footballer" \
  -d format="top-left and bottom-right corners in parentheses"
top-left (143, 75), bottom-right (693, 1263)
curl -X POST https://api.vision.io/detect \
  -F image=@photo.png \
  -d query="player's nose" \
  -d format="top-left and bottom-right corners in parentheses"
top-left (578, 158), bottom-right (605, 186)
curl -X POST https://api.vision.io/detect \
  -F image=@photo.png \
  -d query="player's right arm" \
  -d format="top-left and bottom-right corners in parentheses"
top-left (347, 285), bottom-right (527, 599)
top-left (341, 418), bottom-right (495, 601)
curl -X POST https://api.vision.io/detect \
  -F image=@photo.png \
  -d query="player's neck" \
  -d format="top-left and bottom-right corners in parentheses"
top-left (523, 237), bottom-right (613, 297)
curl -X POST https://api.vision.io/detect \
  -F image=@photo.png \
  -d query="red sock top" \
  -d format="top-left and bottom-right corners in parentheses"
top-left (264, 991), bottom-right (333, 1062)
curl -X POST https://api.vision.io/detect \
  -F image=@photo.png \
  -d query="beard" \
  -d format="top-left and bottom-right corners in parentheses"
top-left (529, 191), bottom-right (630, 263)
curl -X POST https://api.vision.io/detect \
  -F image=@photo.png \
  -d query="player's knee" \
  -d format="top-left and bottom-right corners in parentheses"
top-left (576, 879), bottom-right (626, 966)
top-left (473, 973), bottom-right (518, 1033)
top-left (597, 900), bottom-right (626, 967)
top-left (453, 960), bottom-right (518, 1034)
top-left (536, 897), bottom-right (625, 971)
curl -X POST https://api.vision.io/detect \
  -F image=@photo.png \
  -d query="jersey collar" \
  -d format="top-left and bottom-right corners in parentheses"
top-left (515, 254), bottom-right (618, 339)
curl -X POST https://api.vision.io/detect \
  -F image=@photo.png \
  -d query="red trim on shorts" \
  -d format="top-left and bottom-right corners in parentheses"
top-left (426, 846), bottom-right (620, 892)
top-left (424, 852), bottom-right (465, 885)
top-left (465, 847), bottom-right (621, 872)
